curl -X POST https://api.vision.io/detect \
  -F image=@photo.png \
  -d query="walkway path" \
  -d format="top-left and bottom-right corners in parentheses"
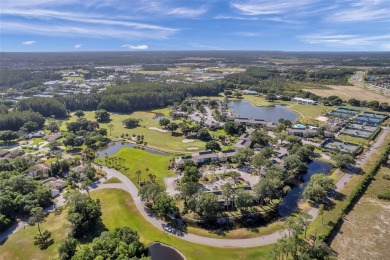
top-left (2, 128), bottom-right (389, 247)
top-left (100, 166), bottom-right (288, 248)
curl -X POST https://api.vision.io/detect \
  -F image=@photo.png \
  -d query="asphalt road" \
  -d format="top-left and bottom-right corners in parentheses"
top-left (2, 128), bottom-right (388, 247)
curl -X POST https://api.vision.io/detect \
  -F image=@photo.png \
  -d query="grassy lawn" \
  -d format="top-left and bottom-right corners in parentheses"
top-left (243, 95), bottom-right (289, 107)
top-left (0, 209), bottom-right (70, 260)
top-left (63, 76), bottom-right (85, 81)
top-left (91, 189), bottom-right (273, 260)
top-left (62, 110), bottom-right (206, 154)
top-left (330, 166), bottom-right (390, 259)
top-left (241, 95), bottom-right (333, 123)
top-left (337, 134), bottom-right (369, 146)
top-left (187, 221), bottom-right (284, 239)
top-left (97, 147), bottom-right (174, 187)
top-left (287, 103), bottom-right (333, 120)
top-left (1, 189), bottom-right (273, 260)
top-left (103, 177), bottom-right (122, 184)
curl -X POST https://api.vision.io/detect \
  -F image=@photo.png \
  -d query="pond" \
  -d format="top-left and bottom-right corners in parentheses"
top-left (277, 160), bottom-right (333, 217)
top-left (148, 242), bottom-right (185, 260)
top-left (228, 100), bottom-right (298, 124)
top-left (96, 141), bottom-right (171, 158)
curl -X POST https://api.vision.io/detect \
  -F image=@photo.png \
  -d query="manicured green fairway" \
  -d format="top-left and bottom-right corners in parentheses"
top-left (1, 189), bottom-right (273, 260)
top-left (101, 147), bottom-right (174, 187)
top-left (62, 110), bottom-right (205, 154)
top-left (91, 189), bottom-right (273, 260)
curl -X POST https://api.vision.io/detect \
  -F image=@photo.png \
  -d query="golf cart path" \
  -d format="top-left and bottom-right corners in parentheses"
top-left (98, 127), bottom-right (390, 248)
top-left (99, 166), bottom-right (288, 248)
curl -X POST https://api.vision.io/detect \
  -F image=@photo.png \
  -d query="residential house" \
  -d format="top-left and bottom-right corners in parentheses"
top-left (243, 90), bottom-right (258, 95)
top-left (43, 133), bottom-right (63, 142)
top-left (234, 133), bottom-right (253, 149)
top-left (234, 118), bottom-right (276, 129)
top-left (175, 150), bottom-right (237, 167)
top-left (292, 97), bottom-right (317, 105)
top-left (27, 162), bottom-right (51, 179)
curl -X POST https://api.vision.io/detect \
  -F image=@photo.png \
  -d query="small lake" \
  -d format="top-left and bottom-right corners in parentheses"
top-left (228, 100), bottom-right (298, 124)
top-left (96, 142), bottom-right (171, 158)
top-left (148, 242), bottom-right (185, 260)
top-left (277, 160), bottom-right (333, 217)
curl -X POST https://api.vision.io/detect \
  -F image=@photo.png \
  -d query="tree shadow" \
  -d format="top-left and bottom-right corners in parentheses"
top-left (78, 220), bottom-right (108, 244)
top-left (66, 147), bottom-right (83, 154)
top-left (171, 132), bottom-right (183, 137)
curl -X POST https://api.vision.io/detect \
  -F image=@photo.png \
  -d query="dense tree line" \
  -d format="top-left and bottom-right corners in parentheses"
top-left (0, 167), bottom-right (52, 231)
top-left (0, 69), bottom-right (62, 90)
top-left (70, 227), bottom-right (149, 259)
top-left (56, 82), bottom-right (223, 113)
top-left (348, 98), bottom-right (390, 112)
top-left (0, 110), bottom-right (45, 131)
top-left (224, 67), bottom-right (278, 86)
top-left (17, 97), bottom-right (68, 118)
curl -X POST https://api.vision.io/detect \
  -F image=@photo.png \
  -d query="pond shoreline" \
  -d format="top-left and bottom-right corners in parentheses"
top-left (228, 100), bottom-right (299, 124)
top-left (148, 242), bottom-right (186, 260)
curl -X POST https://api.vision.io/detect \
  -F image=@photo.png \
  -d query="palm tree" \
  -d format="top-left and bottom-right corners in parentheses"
top-left (135, 170), bottom-right (142, 185)
top-left (108, 124), bottom-right (114, 136)
top-left (148, 173), bottom-right (156, 183)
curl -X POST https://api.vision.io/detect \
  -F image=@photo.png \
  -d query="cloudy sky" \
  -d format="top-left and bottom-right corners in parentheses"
top-left (1, 0), bottom-right (389, 51)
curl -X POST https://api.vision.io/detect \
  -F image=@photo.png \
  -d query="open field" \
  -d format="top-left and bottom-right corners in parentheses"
top-left (331, 166), bottom-right (390, 260)
top-left (99, 147), bottom-right (174, 187)
top-left (304, 85), bottom-right (390, 103)
top-left (63, 110), bottom-right (206, 154)
top-left (287, 103), bottom-right (333, 121)
top-left (0, 209), bottom-right (70, 260)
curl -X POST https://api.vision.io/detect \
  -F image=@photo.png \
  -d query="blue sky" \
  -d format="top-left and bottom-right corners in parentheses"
top-left (1, 0), bottom-right (389, 51)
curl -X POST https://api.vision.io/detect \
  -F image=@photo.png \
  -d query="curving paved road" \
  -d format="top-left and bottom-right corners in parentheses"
top-left (2, 128), bottom-right (388, 247)
top-left (96, 127), bottom-right (390, 247)
top-left (99, 166), bottom-right (289, 248)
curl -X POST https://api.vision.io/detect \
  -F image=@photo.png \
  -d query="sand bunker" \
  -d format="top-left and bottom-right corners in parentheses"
top-left (316, 116), bottom-right (328, 122)
top-left (148, 127), bottom-right (168, 133)
top-left (186, 147), bottom-right (199, 151)
top-left (182, 139), bottom-right (195, 143)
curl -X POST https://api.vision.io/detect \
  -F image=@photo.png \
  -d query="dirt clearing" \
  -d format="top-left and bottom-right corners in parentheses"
top-left (304, 85), bottom-right (390, 103)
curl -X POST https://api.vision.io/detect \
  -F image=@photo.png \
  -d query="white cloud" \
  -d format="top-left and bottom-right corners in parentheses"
top-left (301, 32), bottom-right (390, 49)
top-left (0, 21), bottom-right (175, 40)
top-left (122, 44), bottom-right (149, 50)
top-left (168, 7), bottom-right (208, 17)
top-left (214, 15), bottom-right (259, 20)
top-left (22, 40), bottom-right (35, 45)
top-left (328, 0), bottom-right (390, 22)
top-left (74, 44), bottom-right (82, 48)
top-left (231, 0), bottom-right (317, 15)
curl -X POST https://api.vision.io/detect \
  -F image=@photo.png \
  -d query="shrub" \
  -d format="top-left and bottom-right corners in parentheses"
top-left (378, 190), bottom-right (390, 200)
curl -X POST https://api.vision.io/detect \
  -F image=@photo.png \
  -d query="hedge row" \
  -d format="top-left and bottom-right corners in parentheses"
top-left (369, 127), bottom-right (382, 141)
top-left (323, 141), bottom-right (390, 242)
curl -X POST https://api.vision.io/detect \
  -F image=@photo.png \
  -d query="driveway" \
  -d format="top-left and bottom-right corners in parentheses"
top-left (2, 128), bottom-right (388, 247)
